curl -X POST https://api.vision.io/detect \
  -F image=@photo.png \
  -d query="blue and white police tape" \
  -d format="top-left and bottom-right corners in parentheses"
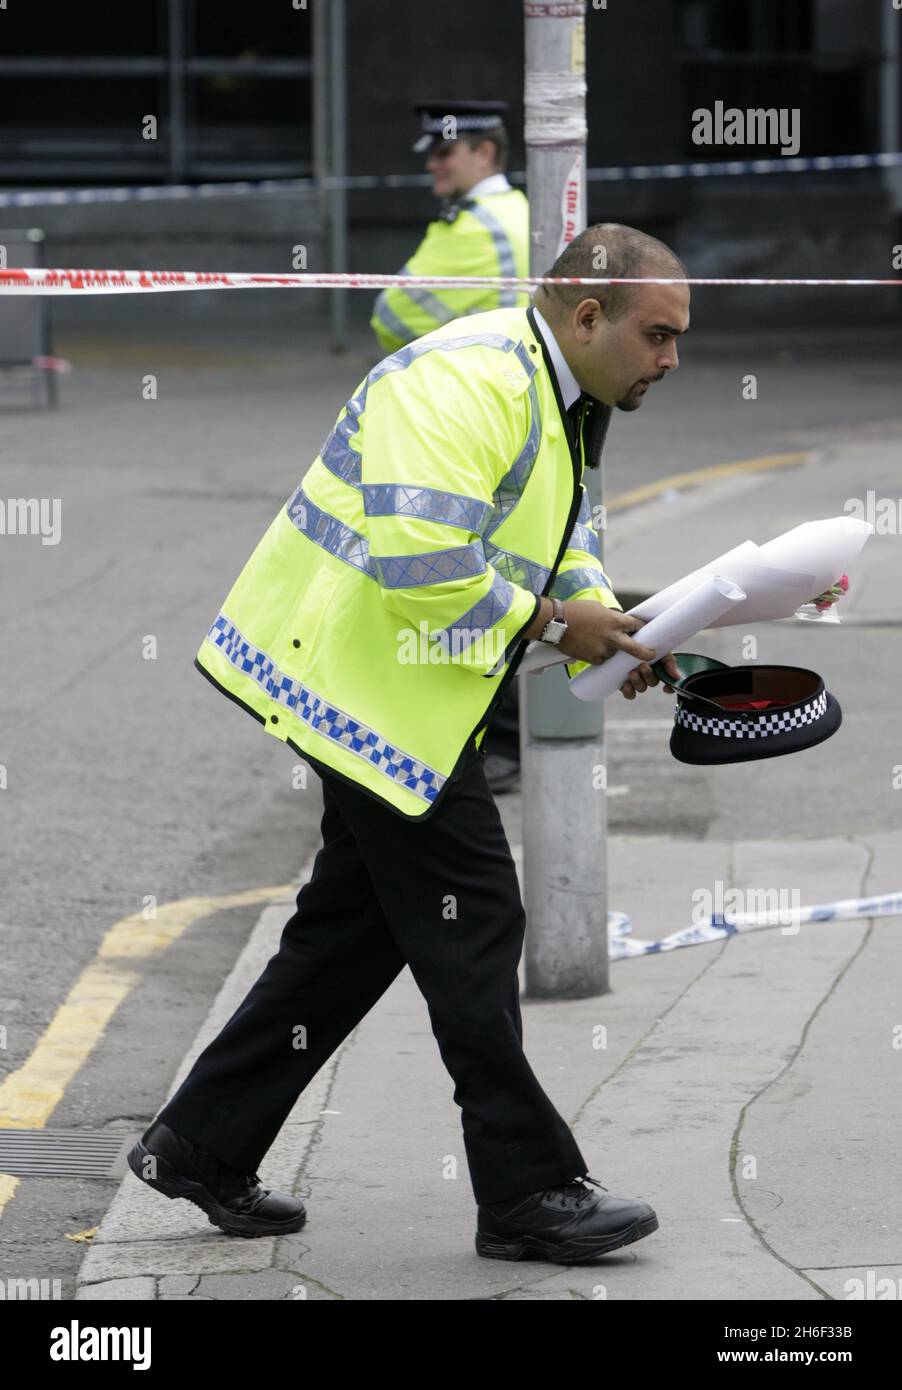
top-left (1, 150), bottom-right (900, 207)
top-left (607, 890), bottom-right (902, 960)
top-left (0, 178), bottom-right (323, 209)
top-left (585, 150), bottom-right (902, 183)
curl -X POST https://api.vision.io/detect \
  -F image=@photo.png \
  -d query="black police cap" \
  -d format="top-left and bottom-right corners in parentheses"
top-left (412, 100), bottom-right (509, 153)
top-left (650, 653), bottom-right (843, 765)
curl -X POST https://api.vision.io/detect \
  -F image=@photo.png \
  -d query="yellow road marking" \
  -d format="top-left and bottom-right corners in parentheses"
top-left (65, 1227), bottom-right (98, 1243)
top-left (607, 450), bottom-right (809, 514)
top-left (0, 884), bottom-right (294, 1218)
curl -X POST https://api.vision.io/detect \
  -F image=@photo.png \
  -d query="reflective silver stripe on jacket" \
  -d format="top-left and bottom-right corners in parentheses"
top-left (569, 521), bottom-right (603, 562)
top-left (549, 566), bottom-right (612, 600)
top-left (391, 261), bottom-right (459, 328)
top-left (362, 483), bottom-right (493, 533)
top-left (485, 544), bottom-right (550, 594)
top-left (285, 483), bottom-right (519, 658)
top-left (319, 331), bottom-right (527, 488)
top-left (371, 290), bottom-right (417, 346)
top-left (373, 542), bottom-right (486, 588)
top-left (478, 341), bottom-right (544, 585)
top-left (286, 486), bottom-right (376, 578)
top-left (434, 568), bottom-right (518, 647)
top-left (566, 488), bottom-right (603, 562)
top-left (466, 199), bottom-right (520, 306)
top-left (287, 485), bottom-right (486, 586)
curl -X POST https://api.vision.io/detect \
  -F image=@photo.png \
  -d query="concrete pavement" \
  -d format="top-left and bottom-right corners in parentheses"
top-left (74, 425), bottom-right (902, 1300)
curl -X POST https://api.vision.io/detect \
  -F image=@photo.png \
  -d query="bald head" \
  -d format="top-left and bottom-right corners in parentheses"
top-left (531, 222), bottom-right (690, 412)
top-left (535, 222), bottom-right (687, 324)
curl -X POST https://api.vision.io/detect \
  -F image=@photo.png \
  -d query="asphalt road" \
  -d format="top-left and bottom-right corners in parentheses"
top-left (0, 303), bottom-right (900, 1295)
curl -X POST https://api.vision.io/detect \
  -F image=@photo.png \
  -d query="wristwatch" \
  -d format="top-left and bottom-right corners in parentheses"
top-left (539, 596), bottom-right (568, 646)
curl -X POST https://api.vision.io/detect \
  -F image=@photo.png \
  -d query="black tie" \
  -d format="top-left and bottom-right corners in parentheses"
top-left (566, 393), bottom-right (587, 441)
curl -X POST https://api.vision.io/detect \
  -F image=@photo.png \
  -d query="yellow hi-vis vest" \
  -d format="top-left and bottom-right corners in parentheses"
top-left (196, 305), bottom-right (622, 820)
top-left (370, 187), bottom-right (529, 352)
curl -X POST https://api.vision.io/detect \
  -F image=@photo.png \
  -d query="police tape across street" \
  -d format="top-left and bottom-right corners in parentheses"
top-left (606, 891), bottom-right (902, 960)
top-left (3, 268), bottom-right (902, 295)
top-left (1, 148), bottom-right (900, 207)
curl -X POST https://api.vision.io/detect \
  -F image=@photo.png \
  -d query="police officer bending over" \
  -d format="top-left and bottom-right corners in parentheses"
top-left (129, 223), bottom-right (686, 1267)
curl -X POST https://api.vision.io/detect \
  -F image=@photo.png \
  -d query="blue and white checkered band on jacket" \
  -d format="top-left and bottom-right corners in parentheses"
top-left (206, 614), bottom-right (447, 804)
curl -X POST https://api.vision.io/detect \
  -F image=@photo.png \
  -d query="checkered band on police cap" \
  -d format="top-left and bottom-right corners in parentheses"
top-left (674, 689), bottom-right (828, 739)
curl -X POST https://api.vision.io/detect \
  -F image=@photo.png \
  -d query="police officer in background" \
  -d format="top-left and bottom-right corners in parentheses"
top-left (371, 100), bottom-right (529, 793)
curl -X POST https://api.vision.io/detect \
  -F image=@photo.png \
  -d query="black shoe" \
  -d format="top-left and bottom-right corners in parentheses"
top-left (127, 1120), bottom-right (306, 1239)
top-left (475, 1175), bottom-right (658, 1264)
top-left (483, 753), bottom-right (521, 795)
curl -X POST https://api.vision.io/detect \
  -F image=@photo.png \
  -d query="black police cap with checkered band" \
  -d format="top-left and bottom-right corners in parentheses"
top-left (412, 100), bottom-right (509, 153)
top-left (651, 653), bottom-right (843, 765)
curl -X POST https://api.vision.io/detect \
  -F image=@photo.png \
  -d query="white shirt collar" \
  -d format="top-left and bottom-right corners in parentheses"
top-left (532, 306), bottom-right (582, 410)
top-left (465, 173), bottom-right (511, 198)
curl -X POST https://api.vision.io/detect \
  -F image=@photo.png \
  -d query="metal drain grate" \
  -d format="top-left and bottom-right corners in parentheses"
top-left (0, 1128), bottom-right (140, 1178)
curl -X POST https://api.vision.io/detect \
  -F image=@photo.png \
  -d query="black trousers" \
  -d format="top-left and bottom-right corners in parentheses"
top-left (156, 741), bottom-right (587, 1205)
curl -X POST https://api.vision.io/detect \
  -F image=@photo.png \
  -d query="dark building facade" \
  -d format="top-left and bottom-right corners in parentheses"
top-left (0, 1), bottom-right (898, 326)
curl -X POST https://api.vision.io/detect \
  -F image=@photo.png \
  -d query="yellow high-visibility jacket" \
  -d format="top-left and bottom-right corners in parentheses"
top-left (370, 186), bottom-right (529, 352)
top-left (196, 305), bottom-right (622, 820)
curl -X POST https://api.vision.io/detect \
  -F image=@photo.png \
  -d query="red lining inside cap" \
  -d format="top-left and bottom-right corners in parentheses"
top-left (717, 698), bottom-right (788, 710)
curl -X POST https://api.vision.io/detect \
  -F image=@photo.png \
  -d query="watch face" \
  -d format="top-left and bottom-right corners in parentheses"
top-left (543, 619), bottom-right (567, 645)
